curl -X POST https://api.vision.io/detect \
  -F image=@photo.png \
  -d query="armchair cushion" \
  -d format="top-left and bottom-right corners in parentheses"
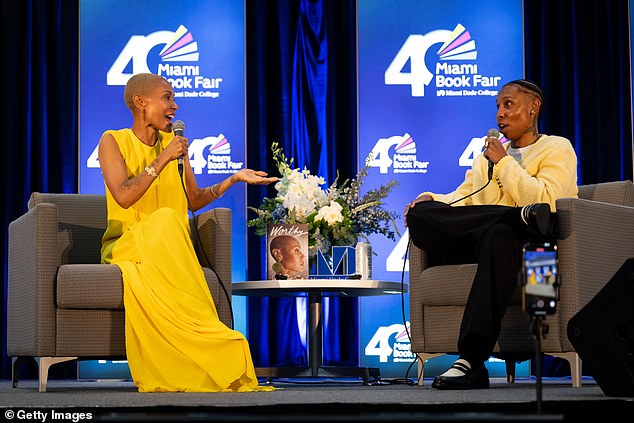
top-left (419, 263), bottom-right (524, 307)
top-left (56, 264), bottom-right (123, 309)
top-left (419, 264), bottom-right (477, 305)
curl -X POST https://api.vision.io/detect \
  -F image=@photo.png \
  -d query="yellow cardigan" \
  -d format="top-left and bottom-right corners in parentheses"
top-left (421, 135), bottom-right (578, 211)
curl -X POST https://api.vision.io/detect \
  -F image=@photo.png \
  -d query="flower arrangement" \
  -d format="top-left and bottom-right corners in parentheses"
top-left (248, 142), bottom-right (400, 258)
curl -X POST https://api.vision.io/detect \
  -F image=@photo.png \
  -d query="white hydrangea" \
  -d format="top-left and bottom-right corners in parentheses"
top-left (315, 201), bottom-right (344, 225)
top-left (247, 143), bottom-right (400, 256)
top-left (276, 168), bottom-right (328, 221)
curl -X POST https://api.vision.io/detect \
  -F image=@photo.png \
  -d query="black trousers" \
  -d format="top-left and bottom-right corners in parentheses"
top-left (406, 201), bottom-right (551, 366)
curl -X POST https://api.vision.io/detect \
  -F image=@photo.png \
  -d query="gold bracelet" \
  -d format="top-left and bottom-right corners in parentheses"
top-left (208, 183), bottom-right (224, 199)
top-left (144, 166), bottom-right (158, 178)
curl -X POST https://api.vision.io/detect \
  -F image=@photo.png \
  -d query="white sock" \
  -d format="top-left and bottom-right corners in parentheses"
top-left (439, 358), bottom-right (471, 377)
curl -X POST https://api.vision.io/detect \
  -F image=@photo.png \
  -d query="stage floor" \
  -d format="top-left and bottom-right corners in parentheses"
top-left (1, 377), bottom-right (632, 422)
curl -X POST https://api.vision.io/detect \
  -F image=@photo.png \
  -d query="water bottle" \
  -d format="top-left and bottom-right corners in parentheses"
top-left (355, 242), bottom-right (372, 280)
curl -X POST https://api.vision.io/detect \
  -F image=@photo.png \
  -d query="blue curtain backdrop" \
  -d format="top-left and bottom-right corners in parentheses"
top-left (1, 0), bottom-right (632, 379)
top-left (524, 1), bottom-right (633, 184)
top-left (1, 0), bottom-right (79, 379)
top-left (245, 0), bottom-right (359, 367)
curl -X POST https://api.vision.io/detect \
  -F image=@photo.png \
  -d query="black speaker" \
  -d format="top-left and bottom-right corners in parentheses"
top-left (567, 258), bottom-right (634, 396)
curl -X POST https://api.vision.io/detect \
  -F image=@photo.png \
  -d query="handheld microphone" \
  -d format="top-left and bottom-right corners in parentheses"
top-left (448, 128), bottom-right (499, 205)
top-left (485, 128), bottom-right (500, 180)
top-left (173, 120), bottom-right (186, 177)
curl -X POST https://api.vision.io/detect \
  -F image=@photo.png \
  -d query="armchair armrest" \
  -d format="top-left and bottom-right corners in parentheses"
top-left (555, 197), bottom-right (634, 342)
top-left (190, 207), bottom-right (232, 292)
top-left (407, 235), bottom-right (433, 278)
top-left (191, 208), bottom-right (233, 327)
top-left (7, 203), bottom-right (60, 356)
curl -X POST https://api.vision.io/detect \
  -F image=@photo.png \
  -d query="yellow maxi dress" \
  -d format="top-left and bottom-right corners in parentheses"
top-left (100, 128), bottom-right (272, 392)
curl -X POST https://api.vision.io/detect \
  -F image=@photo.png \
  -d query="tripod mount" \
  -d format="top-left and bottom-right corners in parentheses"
top-left (529, 314), bottom-right (549, 414)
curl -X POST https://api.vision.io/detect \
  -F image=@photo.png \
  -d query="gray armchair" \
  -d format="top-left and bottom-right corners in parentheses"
top-left (7, 192), bottom-right (233, 392)
top-left (408, 180), bottom-right (634, 387)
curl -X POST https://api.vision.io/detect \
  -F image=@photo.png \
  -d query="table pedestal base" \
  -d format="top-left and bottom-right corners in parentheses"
top-left (232, 279), bottom-right (408, 387)
top-left (255, 366), bottom-right (380, 384)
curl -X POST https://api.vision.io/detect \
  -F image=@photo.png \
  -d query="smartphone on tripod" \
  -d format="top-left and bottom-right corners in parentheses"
top-left (521, 242), bottom-right (558, 316)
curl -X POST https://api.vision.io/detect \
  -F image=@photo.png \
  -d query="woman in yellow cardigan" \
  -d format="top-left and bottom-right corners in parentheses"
top-left (404, 79), bottom-right (578, 390)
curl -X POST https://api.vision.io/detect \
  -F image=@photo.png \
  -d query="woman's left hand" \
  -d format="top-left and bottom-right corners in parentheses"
top-left (234, 169), bottom-right (279, 185)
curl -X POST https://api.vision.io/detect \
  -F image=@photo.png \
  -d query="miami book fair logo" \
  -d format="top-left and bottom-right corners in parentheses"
top-left (367, 133), bottom-right (428, 175)
top-left (86, 25), bottom-right (242, 175)
top-left (365, 322), bottom-right (415, 364)
top-left (106, 24), bottom-right (223, 99)
top-left (189, 134), bottom-right (243, 175)
top-left (385, 23), bottom-right (502, 97)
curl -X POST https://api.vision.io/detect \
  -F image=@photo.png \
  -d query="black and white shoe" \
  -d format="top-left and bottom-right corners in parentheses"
top-left (431, 359), bottom-right (490, 390)
top-left (521, 203), bottom-right (551, 237)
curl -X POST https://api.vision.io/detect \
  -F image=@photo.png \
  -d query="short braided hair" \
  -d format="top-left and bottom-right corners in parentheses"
top-left (505, 79), bottom-right (544, 116)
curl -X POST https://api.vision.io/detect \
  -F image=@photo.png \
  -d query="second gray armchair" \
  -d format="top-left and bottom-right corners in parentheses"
top-left (408, 180), bottom-right (634, 387)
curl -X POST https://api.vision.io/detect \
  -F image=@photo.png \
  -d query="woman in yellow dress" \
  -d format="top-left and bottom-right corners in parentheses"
top-left (98, 72), bottom-right (278, 392)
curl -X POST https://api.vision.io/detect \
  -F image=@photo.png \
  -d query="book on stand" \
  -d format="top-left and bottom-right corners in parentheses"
top-left (267, 223), bottom-right (309, 280)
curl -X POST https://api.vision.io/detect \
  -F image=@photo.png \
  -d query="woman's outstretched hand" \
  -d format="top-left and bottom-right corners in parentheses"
top-left (233, 169), bottom-right (279, 185)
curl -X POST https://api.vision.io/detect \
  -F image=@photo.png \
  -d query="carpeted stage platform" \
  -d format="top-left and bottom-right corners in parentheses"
top-left (1, 377), bottom-right (633, 422)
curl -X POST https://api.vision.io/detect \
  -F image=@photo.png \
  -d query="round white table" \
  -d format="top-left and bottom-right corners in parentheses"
top-left (232, 278), bottom-right (408, 383)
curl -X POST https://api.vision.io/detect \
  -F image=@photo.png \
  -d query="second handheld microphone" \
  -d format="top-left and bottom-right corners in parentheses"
top-left (485, 128), bottom-right (500, 180)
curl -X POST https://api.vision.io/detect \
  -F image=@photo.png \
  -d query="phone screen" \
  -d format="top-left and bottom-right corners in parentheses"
top-left (522, 243), bottom-right (557, 315)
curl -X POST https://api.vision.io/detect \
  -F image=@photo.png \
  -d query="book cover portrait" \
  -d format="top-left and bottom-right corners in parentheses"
top-left (267, 223), bottom-right (309, 280)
